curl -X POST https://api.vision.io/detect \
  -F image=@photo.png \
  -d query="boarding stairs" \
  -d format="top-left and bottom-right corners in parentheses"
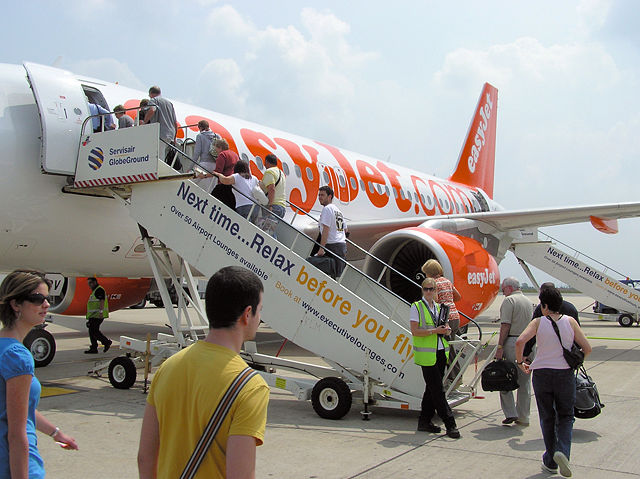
top-left (512, 232), bottom-right (640, 326)
top-left (73, 120), bottom-right (489, 419)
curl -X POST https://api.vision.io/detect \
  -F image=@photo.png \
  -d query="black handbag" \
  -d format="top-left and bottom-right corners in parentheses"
top-left (547, 316), bottom-right (584, 369)
top-left (481, 359), bottom-right (519, 392)
top-left (574, 365), bottom-right (604, 419)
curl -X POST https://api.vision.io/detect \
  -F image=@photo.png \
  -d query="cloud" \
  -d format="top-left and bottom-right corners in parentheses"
top-left (193, 6), bottom-right (378, 149)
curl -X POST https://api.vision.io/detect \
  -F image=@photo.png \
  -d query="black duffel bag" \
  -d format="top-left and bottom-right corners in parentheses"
top-left (481, 359), bottom-right (519, 392)
top-left (574, 366), bottom-right (604, 419)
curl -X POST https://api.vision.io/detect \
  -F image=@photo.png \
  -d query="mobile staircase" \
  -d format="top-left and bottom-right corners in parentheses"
top-left (512, 232), bottom-right (640, 327)
top-left (73, 114), bottom-right (490, 420)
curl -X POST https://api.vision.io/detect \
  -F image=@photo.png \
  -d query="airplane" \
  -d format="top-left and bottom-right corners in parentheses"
top-left (2, 61), bottom-right (640, 366)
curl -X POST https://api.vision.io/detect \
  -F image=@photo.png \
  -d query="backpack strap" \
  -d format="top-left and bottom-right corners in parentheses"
top-left (180, 366), bottom-right (259, 479)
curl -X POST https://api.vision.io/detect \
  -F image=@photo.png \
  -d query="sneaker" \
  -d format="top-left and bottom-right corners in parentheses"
top-left (502, 417), bottom-right (518, 425)
top-left (84, 349), bottom-right (98, 354)
top-left (103, 340), bottom-right (112, 353)
top-left (541, 463), bottom-right (558, 474)
top-left (446, 427), bottom-right (461, 439)
top-left (417, 422), bottom-right (441, 433)
top-left (553, 451), bottom-right (572, 478)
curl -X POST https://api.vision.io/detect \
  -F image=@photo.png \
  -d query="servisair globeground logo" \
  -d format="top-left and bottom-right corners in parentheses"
top-left (88, 147), bottom-right (104, 170)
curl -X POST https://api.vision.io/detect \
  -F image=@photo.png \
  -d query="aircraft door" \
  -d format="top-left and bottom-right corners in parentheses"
top-left (24, 62), bottom-right (90, 175)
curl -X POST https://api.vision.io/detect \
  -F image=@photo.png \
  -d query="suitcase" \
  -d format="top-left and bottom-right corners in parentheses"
top-left (306, 255), bottom-right (337, 279)
top-left (481, 359), bottom-right (519, 392)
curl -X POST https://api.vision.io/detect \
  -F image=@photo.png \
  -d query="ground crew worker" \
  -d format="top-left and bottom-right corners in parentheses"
top-left (410, 277), bottom-right (460, 438)
top-left (84, 277), bottom-right (112, 354)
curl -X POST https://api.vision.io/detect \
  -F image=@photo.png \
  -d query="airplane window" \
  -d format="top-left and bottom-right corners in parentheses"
top-left (406, 190), bottom-right (412, 201)
top-left (255, 156), bottom-right (264, 170)
top-left (385, 186), bottom-right (390, 196)
top-left (426, 194), bottom-right (435, 209)
top-left (350, 177), bottom-right (357, 190)
top-left (441, 198), bottom-right (449, 210)
top-left (241, 153), bottom-right (249, 162)
top-left (323, 171), bottom-right (330, 184)
top-left (400, 189), bottom-right (405, 200)
top-left (393, 189), bottom-right (398, 199)
top-left (306, 167), bottom-right (314, 181)
top-left (294, 164), bottom-right (302, 178)
top-left (376, 183), bottom-right (383, 194)
top-left (413, 192), bottom-right (419, 202)
top-left (359, 179), bottom-right (365, 190)
top-left (282, 162), bottom-right (290, 176)
top-left (420, 193), bottom-right (425, 205)
top-left (339, 173), bottom-right (346, 188)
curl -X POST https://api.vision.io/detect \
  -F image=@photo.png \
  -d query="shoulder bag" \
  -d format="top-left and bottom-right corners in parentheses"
top-left (180, 366), bottom-right (259, 479)
top-left (547, 315), bottom-right (584, 369)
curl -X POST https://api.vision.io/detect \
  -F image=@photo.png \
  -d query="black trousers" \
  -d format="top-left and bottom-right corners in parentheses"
top-left (420, 348), bottom-right (456, 428)
top-left (212, 184), bottom-right (236, 210)
top-left (324, 242), bottom-right (347, 277)
top-left (87, 318), bottom-right (110, 349)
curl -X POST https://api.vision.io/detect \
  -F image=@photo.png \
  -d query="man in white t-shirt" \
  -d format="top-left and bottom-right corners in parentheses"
top-left (315, 186), bottom-right (347, 277)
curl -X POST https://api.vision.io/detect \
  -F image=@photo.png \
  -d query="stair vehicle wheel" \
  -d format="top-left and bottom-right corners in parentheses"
top-left (23, 328), bottom-right (56, 368)
top-left (108, 357), bottom-right (137, 389)
top-left (311, 377), bottom-right (352, 419)
top-left (618, 313), bottom-right (634, 327)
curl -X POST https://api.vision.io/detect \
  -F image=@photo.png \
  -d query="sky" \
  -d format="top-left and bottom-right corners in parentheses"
top-left (3, 0), bottom-right (640, 287)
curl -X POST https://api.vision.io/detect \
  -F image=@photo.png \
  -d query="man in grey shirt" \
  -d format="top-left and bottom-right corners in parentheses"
top-left (142, 85), bottom-right (179, 166)
top-left (114, 105), bottom-right (134, 128)
top-left (495, 277), bottom-right (534, 425)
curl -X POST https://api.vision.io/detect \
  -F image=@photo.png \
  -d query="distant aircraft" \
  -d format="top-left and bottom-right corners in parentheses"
top-left (2, 61), bottom-right (639, 326)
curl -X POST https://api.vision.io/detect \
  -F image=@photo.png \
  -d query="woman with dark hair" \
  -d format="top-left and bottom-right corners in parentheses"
top-left (0, 271), bottom-right (78, 478)
top-left (214, 159), bottom-right (260, 221)
top-left (515, 286), bottom-right (591, 477)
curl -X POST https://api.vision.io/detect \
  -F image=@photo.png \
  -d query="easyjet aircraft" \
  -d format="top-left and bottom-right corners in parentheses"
top-left (2, 61), bottom-right (640, 323)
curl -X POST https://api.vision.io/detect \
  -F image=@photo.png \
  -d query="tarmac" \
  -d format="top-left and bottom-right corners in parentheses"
top-left (33, 294), bottom-right (640, 478)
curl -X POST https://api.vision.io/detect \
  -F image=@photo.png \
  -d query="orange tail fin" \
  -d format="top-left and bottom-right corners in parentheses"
top-left (448, 83), bottom-right (498, 198)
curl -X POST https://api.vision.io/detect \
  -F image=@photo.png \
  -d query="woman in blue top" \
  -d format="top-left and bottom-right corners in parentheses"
top-left (0, 271), bottom-right (78, 478)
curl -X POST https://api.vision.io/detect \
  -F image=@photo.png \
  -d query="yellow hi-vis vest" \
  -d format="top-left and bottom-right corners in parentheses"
top-left (412, 300), bottom-right (449, 366)
top-left (87, 285), bottom-right (109, 319)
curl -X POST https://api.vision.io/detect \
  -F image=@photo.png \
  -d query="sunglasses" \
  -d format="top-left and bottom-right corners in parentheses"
top-left (422, 287), bottom-right (435, 291)
top-left (24, 293), bottom-right (50, 305)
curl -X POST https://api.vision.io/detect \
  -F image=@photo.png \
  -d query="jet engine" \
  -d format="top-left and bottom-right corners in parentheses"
top-left (48, 276), bottom-right (151, 315)
top-left (363, 226), bottom-right (500, 321)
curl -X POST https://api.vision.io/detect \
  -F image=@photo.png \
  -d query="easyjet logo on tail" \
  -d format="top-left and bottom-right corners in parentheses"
top-left (467, 92), bottom-right (494, 174)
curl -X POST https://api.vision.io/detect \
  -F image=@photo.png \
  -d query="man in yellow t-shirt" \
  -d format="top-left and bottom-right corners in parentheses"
top-left (138, 266), bottom-right (269, 479)
top-left (260, 153), bottom-right (286, 219)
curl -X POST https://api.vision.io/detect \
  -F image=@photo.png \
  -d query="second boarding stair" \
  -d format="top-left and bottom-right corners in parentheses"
top-left (75, 126), bottom-right (489, 419)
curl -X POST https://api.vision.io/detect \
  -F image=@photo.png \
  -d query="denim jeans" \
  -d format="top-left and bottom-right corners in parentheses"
top-left (532, 368), bottom-right (576, 468)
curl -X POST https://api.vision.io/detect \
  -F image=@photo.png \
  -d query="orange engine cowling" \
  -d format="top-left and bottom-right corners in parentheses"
top-left (362, 227), bottom-right (500, 324)
top-left (48, 277), bottom-right (151, 316)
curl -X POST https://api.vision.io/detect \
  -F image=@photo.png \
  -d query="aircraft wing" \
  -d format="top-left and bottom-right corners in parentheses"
top-left (451, 201), bottom-right (640, 231)
top-left (324, 201), bottom-right (640, 255)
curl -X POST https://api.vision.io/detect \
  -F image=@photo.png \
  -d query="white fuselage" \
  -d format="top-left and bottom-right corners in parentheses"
top-left (0, 63), bottom-right (500, 277)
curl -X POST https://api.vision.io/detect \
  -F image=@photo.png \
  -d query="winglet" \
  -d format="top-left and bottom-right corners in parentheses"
top-left (448, 83), bottom-right (498, 199)
top-left (590, 216), bottom-right (618, 234)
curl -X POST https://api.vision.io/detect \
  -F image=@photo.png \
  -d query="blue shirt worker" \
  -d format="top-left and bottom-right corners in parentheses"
top-left (88, 102), bottom-right (115, 133)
